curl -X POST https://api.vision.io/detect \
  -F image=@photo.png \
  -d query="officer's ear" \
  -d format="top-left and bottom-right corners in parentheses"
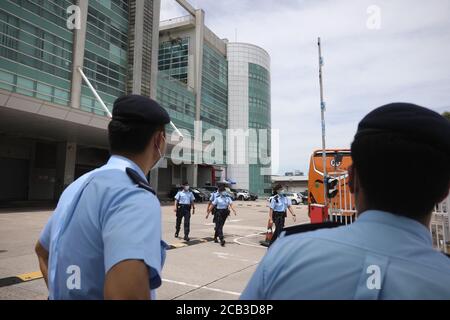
top-left (153, 128), bottom-right (166, 150)
top-left (348, 164), bottom-right (357, 194)
top-left (436, 182), bottom-right (450, 204)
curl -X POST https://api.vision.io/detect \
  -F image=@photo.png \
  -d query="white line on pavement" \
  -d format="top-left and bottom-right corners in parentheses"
top-left (162, 279), bottom-right (241, 296)
top-left (233, 232), bottom-right (267, 249)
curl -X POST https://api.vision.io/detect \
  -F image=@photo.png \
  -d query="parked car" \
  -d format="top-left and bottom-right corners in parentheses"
top-left (231, 188), bottom-right (251, 201)
top-left (225, 187), bottom-right (237, 200)
top-left (168, 186), bottom-right (181, 199)
top-left (300, 190), bottom-right (308, 204)
top-left (202, 186), bottom-right (218, 193)
top-left (201, 185), bottom-right (236, 200)
top-left (266, 192), bottom-right (303, 205)
top-left (191, 187), bottom-right (209, 202)
top-left (284, 192), bottom-right (303, 205)
top-left (249, 192), bottom-right (258, 201)
top-left (196, 187), bottom-right (212, 200)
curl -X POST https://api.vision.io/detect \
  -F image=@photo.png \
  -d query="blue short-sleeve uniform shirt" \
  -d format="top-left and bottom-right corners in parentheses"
top-left (270, 194), bottom-right (291, 212)
top-left (240, 210), bottom-right (450, 300)
top-left (209, 191), bottom-right (219, 202)
top-left (175, 190), bottom-right (195, 204)
top-left (39, 155), bottom-right (167, 300)
top-left (212, 194), bottom-right (232, 209)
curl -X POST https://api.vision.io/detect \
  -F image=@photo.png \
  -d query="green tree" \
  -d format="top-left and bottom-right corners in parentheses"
top-left (443, 112), bottom-right (450, 121)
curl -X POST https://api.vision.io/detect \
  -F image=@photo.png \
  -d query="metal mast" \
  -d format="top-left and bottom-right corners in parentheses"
top-left (318, 37), bottom-right (327, 206)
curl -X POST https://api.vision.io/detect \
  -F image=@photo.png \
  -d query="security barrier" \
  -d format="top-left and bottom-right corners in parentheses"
top-left (431, 194), bottom-right (450, 254)
top-left (327, 171), bottom-right (357, 225)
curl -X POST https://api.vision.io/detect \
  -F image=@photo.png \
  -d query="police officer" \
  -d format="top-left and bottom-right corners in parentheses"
top-left (269, 184), bottom-right (296, 246)
top-left (34, 95), bottom-right (170, 300)
top-left (241, 103), bottom-right (450, 299)
top-left (206, 184), bottom-right (221, 238)
top-left (206, 185), bottom-right (237, 246)
top-left (174, 181), bottom-right (195, 241)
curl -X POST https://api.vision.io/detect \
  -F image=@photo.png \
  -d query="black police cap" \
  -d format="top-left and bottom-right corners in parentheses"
top-left (112, 94), bottom-right (170, 125)
top-left (355, 102), bottom-right (450, 155)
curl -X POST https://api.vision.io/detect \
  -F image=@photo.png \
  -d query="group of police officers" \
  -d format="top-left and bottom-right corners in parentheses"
top-left (34, 95), bottom-right (450, 300)
top-left (174, 182), bottom-right (237, 246)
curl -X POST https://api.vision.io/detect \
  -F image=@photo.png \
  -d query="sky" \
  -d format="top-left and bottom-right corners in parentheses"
top-left (160, 0), bottom-right (450, 175)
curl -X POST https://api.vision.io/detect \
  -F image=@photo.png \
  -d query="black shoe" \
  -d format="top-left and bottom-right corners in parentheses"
top-left (184, 236), bottom-right (190, 241)
top-left (214, 238), bottom-right (218, 243)
top-left (220, 239), bottom-right (225, 246)
top-left (175, 233), bottom-right (179, 238)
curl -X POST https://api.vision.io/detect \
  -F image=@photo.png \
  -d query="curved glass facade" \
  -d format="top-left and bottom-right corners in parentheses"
top-left (248, 62), bottom-right (271, 195)
top-left (227, 43), bottom-right (272, 196)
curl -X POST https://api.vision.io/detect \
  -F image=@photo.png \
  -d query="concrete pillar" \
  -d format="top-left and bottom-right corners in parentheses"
top-left (70, 0), bottom-right (89, 109)
top-left (192, 9), bottom-right (205, 188)
top-left (131, 0), bottom-right (145, 94)
top-left (54, 142), bottom-right (77, 200)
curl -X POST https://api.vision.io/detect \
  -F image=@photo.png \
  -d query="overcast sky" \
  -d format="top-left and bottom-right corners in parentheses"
top-left (160, 0), bottom-right (450, 175)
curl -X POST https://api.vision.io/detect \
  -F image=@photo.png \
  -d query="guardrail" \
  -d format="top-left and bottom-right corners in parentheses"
top-left (431, 194), bottom-right (449, 254)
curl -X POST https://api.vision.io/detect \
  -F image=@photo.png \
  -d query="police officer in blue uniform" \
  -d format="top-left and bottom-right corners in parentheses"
top-left (174, 181), bottom-right (195, 241)
top-left (206, 184), bottom-right (221, 238)
top-left (241, 103), bottom-right (450, 299)
top-left (34, 95), bottom-right (170, 300)
top-left (269, 184), bottom-right (296, 246)
top-left (206, 185), bottom-right (237, 246)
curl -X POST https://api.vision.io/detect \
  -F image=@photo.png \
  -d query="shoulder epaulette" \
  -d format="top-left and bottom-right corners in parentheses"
top-left (283, 221), bottom-right (347, 237)
top-left (126, 167), bottom-right (156, 195)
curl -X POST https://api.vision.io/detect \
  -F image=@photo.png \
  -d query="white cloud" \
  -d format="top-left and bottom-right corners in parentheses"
top-left (160, 0), bottom-right (450, 174)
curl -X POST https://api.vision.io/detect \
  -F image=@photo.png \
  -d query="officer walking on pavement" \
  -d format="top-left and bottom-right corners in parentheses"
top-left (34, 95), bottom-right (170, 300)
top-left (206, 185), bottom-right (237, 246)
top-left (206, 183), bottom-right (221, 234)
top-left (269, 184), bottom-right (296, 246)
top-left (174, 181), bottom-right (195, 241)
top-left (241, 103), bottom-right (450, 299)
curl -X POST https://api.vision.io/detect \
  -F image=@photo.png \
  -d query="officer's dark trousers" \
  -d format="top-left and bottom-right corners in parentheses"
top-left (269, 211), bottom-right (286, 246)
top-left (214, 209), bottom-right (229, 240)
top-left (176, 204), bottom-right (191, 236)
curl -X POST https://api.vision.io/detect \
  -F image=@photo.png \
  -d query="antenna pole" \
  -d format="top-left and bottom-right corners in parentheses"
top-left (318, 37), bottom-right (327, 207)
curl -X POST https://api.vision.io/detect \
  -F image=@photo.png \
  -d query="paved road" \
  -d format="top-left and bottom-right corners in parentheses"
top-left (0, 200), bottom-right (309, 300)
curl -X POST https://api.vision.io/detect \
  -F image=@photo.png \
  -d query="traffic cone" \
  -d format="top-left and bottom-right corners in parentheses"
top-left (260, 219), bottom-right (273, 247)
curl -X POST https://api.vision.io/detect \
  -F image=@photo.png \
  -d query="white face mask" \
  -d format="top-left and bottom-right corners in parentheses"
top-left (184, 186), bottom-right (189, 191)
top-left (152, 136), bottom-right (166, 169)
top-left (152, 146), bottom-right (165, 169)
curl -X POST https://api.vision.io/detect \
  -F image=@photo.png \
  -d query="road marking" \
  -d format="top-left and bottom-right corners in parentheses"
top-left (0, 271), bottom-right (44, 288)
top-left (17, 271), bottom-right (43, 282)
top-left (170, 243), bottom-right (188, 249)
top-left (212, 252), bottom-right (259, 264)
top-left (162, 279), bottom-right (241, 296)
top-left (0, 237), bottom-right (216, 288)
top-left (233, 232), bottom-right (267, 249)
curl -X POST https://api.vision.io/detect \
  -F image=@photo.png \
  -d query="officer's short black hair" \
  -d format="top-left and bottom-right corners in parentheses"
top-left (351, 103), bottom-right (450, 219)
top-left (273, 184), bottom-right (283, 192)
top-left (218, 185), bottom-right (226, 192)
top-left (182, 181), bottom-right (189, 186)
top-left (108, 120), bottom-right (164, 155)
top-left (108, 95), bottom-right (170, 155)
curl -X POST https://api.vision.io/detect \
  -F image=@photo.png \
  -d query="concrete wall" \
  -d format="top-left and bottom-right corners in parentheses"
top-left (276, 181), bottom-right (308, 193)
top-left (197, 166), bottom-right (212, 186)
